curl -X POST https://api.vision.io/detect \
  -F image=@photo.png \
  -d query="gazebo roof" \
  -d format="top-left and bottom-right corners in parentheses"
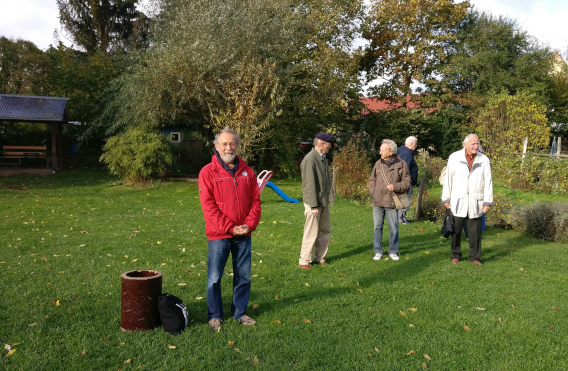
top-left (0, 94), bottom-right (70, 123)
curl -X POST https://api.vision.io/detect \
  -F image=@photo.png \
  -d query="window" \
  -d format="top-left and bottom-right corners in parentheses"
top-left (170, 132), bottom-right (181, 143)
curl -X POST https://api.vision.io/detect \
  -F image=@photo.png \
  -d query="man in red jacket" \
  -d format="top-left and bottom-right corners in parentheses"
top-left (198, 127), bottom-right (261, 331)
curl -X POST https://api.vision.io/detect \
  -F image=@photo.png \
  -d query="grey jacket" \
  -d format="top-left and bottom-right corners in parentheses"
top-left (301, 148), bottom-right (335, 208)
top-left (368, 156), bottom-right (411, 208)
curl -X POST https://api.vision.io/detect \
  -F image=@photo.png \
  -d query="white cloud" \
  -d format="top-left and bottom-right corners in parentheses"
top-left (0, 0), bottom-right (64, 50)
top-left (469, 0), bottom-right (568, 52)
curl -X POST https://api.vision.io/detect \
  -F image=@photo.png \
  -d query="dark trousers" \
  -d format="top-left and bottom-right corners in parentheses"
top-left (451, 216), bottom-right (482, 261)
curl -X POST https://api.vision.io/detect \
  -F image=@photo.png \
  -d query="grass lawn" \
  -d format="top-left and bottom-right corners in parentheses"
top-left (1, 171), bottom-right (567, 370)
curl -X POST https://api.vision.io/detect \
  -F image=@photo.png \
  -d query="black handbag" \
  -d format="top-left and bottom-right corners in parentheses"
top-left (158, 293), bottom-right (188, 335)
top-left (442, 208), bottom-right (454, 238)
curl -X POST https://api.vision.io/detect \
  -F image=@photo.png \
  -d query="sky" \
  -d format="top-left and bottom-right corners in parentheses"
top-left (0, 0), bottom-right (566, 53)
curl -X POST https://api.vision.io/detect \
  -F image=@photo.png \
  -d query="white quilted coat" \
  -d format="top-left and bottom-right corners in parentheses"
top-left (441, 148), bottom-right (493, 218)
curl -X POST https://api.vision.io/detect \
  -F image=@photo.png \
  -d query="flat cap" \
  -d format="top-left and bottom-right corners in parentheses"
top-left (315, 133), bottom-right (334, 143)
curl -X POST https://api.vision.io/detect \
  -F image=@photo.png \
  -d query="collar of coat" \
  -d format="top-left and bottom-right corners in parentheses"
top-left (381, 155), bottom-right (401, 167)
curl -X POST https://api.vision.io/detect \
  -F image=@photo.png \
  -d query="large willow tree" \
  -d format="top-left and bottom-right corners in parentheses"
top-left (101, 0), bottom-right (296, 162)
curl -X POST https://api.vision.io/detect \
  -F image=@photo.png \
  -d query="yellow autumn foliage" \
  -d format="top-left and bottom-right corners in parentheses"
top-left (473, 91), bottom-right (550, 160)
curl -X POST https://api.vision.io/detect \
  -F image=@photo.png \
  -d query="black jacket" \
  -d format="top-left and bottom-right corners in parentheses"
top-left (397, 145), bottom-right (418, 186)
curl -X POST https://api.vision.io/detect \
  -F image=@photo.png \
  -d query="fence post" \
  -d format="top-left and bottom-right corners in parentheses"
top-left (558, 137), bottom-right (562, 157)
top-left (332, 166), bottom-right (338, 200)
top-left (414, 171), bottom-right (428, 221)
top-left (521, 137), bottom-right (528, 166)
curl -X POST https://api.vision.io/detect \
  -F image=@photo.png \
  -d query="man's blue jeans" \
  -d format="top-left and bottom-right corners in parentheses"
top-left (207, 236), bottom-right (251, 321)
top-left (373, 206), bottom-right (399, 254)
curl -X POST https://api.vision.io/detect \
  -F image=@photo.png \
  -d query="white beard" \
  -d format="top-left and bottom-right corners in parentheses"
top-left (220, 152), bottom-right (236, 164)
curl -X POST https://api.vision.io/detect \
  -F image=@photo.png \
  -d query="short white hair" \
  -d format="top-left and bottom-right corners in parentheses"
top-left (381, 139), bottom-right (397, 153)
top-left (214, 127), bottom-right (240, 147)
top-left (405, 136), bottom-right (418, 145)
top-left (463, 133), bottom-right (479, 145)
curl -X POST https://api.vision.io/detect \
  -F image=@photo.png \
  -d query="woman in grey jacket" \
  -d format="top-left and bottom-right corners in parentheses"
top-left (368, 139), bottom-right (411, 261)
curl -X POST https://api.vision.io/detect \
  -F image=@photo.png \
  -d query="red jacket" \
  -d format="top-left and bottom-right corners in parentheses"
top-left (198, 155), bottom-right (261, 240)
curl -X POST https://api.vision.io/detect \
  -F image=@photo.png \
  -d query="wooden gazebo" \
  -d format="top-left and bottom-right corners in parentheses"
top-left (0, 94), bottom-right (70, 172)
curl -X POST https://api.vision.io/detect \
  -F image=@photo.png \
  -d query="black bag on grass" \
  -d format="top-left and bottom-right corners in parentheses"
top-left (158, 293), bottom-right (188, 335)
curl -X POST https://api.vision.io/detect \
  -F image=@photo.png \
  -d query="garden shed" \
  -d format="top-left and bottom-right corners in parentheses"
top-left (0, 94), bottom-right (70, 173)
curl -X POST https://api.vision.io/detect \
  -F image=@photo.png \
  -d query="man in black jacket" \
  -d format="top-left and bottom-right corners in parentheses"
top-left (397, 136), bottom-right (418, 225)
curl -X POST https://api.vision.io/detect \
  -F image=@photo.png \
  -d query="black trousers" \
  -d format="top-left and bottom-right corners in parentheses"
top-left (451, 216), bottom-right (482, 261)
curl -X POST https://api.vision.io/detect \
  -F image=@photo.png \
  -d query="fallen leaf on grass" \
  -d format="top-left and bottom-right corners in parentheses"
top-left (5, 349), bottom-right (16, 357)
top-left (275, 295), bottom-right (279, 300)
top-left (399, 311), bottom-right (407, 317)
top-left (549, 325), bottom-right (554, 328)
top-left (339, 273), bottom-right (345, 276)
top-left (424, 354), bottom-right (431, 360)
top-left (409, 324), bottom-right (415, 328)
top-left (81, 350), bottom-right (86, 355)
top-left (406, 350), bottom-right (415, 355)
top-left (124, 359), bottom-right (132, 364)
top-left (29, 323), bottom-right (37, 327)
top-left (228, 341), bottom-right (235, 346)
top-left (357, 289), bottom-right (363, 293)
top-left (303, 318), bottom-right (312, 324)
top-left (374, 347), bottom-right (380, 353)
top-left (463, 326), bottom-right (470, 331)
top-left (252, 304), bottom-right (259, 310)
top-left (271, 320), bottom-right (281, 325)
top-left (409, 308), bottom-right (417, 312)
top-left (234, 348), bottom-right (242, 353)
top-left (136, 367), bottom-right (142, 370)
top-left (80, 230), bottom-right (88, 234)
top-left (195, 297), bottom-right (203, 300)
top-left (177, 283), bottom-right (187, 286)
top-left (4, 344), bottom-right (10, 352)
top-left (168, 344), bottom-right (176, 349)
top-left (101, 335), bottom-right (110, 341)
top-left (553, 307), bottom-right (560, 310)
top-left (498, 318), bottom-right (502, 323)
top-left (423, 361), bottom-right (429, 370)
top-left (157, 241), bottom-right (162, 245)
top-left (55, 300), bottom-right (60, 306)
top-left (254, 356), bottom-right (259, 365)
top-left (475, 307), bottom-right (485, 311)
top-left (120, 343), bottom-right (125, 346)
top-left (305, 283), bottom-right (310, 287)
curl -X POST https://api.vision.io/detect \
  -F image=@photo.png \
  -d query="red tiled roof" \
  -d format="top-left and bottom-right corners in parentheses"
top-left (360, 95), bottom-right (424, 114)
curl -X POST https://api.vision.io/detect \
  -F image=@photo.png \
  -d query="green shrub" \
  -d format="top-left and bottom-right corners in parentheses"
top-left (513, 202), bottom-right (568, 242)
top-left (412, 190), bottom-right (445, 222)
top-left (332, 138), bottom-right (371, 203)
top-left (493, 154), bottom-right (568, 194)
top-left (485, 192), bottom-right (518, 226)
top-left (100, 127), bottom-right (173, 183)
top-left (407, 152), bottom-right (447, 222)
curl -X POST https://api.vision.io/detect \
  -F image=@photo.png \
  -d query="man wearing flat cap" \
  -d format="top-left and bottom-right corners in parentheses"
top-left (298, 133), bottom-right (335, 269)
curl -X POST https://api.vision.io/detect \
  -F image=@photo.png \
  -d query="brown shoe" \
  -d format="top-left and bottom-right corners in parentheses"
top-left (451, 258), bottom-right (459, 265)
top-left (312, 261), bottom-right (328, 266)
top-left (472, 260), bottom-right (483, 266)
top-left (298, 264), bottom-right (310, 270)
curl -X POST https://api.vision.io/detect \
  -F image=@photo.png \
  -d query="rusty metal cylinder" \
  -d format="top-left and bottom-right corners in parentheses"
top-left (120, 270), bottom-right (162, 331)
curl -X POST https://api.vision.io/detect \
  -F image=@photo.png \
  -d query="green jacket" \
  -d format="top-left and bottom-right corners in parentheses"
top-left (301, 148), bottom-right (335, 208)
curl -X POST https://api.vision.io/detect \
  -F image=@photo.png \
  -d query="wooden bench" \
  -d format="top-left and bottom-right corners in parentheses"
top-left (1, 145), bottom-right (51, 168)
